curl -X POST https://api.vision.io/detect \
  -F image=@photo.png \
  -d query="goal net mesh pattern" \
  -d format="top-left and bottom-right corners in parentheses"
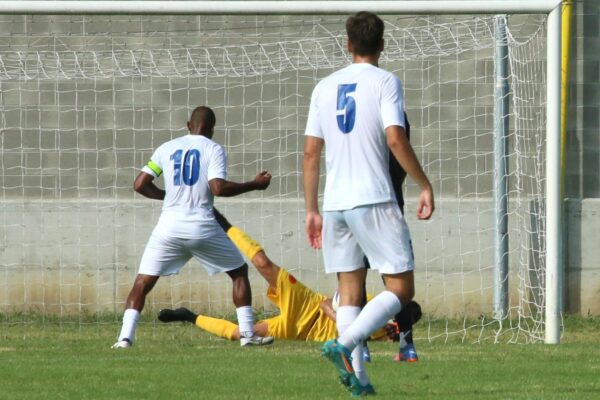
top-left (0, 14), bottom-right (547, 343)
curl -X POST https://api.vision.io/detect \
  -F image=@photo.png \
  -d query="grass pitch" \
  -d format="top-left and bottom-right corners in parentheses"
top-left (0, 316), bottom-right (599, 400)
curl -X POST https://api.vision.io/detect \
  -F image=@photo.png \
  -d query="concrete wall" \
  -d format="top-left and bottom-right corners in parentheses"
top-left (0, 197), bottom-right (553, 316)
top-left (0, 4), bottom-right (599, 317)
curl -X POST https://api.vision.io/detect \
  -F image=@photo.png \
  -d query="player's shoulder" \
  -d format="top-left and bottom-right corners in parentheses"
top-left (368, 66), bottom-right (400, 86)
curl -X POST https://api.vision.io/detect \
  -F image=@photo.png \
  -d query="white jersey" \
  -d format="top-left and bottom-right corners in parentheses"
top-left (305, 63), bottom-right (406, 211)
top-left (142, 134), bottom-right (226, 239)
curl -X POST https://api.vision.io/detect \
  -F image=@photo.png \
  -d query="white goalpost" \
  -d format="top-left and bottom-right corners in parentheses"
top-left (0, 1), bottom-right (562, 344)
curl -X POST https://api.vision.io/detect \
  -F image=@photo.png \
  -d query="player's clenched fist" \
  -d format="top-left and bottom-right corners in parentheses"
top-left (254, 171), bottom-right (272, 190)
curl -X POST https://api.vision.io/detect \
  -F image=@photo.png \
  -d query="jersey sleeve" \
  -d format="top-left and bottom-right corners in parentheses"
top-left (207, 144), bottom-right (227, 181)
top-left (380, 74), bottom-right (406, 130)
top-left (304, 85), bottom-right (323, 138)
top-left (141, 146), bottom-right (164, 178)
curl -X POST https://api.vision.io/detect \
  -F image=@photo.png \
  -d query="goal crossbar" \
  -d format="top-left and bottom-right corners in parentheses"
top-left (0, 1), bottom-right (562, 15)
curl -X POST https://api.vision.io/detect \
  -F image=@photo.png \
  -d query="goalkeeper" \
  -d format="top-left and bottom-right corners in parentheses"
top-left (158, 208), bottom-right (421, 344)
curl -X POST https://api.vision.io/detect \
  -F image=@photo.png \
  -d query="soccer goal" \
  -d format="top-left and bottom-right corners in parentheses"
top-left (0, 1), bottom-right (562, 344)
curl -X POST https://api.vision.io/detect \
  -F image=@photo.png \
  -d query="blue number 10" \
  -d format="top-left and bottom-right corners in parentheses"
top-left (170, 149), bottom-right (200, 186)
top-left (336, 83), bottom-right (357, 134)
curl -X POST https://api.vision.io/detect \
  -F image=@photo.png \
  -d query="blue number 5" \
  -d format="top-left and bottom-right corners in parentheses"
top-left (336, 83), bottom-right (357, 134)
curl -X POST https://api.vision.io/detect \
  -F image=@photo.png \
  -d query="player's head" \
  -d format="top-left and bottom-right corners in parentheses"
top-left (345, 11), bottom-right (385, 57)
top-left (188, 106), bottom-right (216, 138)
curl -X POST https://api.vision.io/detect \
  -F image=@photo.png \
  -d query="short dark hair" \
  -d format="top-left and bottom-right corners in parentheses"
top-left (345, 11), bottom-right (384, 56)
top-left (190, 106), bottom-right (216, 129)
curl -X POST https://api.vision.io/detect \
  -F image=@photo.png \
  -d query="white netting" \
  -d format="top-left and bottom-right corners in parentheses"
top-left (0, 14), bottom-right (547, 342)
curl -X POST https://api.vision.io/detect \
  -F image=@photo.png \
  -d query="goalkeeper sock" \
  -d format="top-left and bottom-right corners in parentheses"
top-left (195, 315), bottom-right (238, 340)
top-left (118, 308), bottom-right (140, 343)
top-left (226, 227), bottom-right (263, 260)
top-left (338, 291), bottom-right (401, 351)
top-left (236, 305), bottom-right (255, 339)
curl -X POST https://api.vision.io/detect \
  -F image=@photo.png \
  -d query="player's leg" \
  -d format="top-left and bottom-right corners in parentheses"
top-left (189, 233), bottom-right (273, 346)
top-left (157, 306), bottom-right (270, 340)
top-left (320, 210), bottom-right (369, 395)
top-left (225, 263), bottom-right (256, 342)
top-left (335, 204), bottom-right (409, 350)
top-left (112, 274), bottom-right (160, 348)
top-left (393, 300), bottom-right (422, 362)
top-left (113, 234), bottom-right (189, 348)
top-left (359, 258), bottom-right (371, 363)
top-left (337, 269), bottom-right (372, 389)
top-left (331, 204), bottom-right (412, 392)
top-left (214, 208), bottom-right (279, 287)
top-left (336, 273), bottom-right (411, 352)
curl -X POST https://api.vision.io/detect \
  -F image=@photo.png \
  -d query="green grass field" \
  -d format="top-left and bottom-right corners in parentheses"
top-left (1, 316), bottom-right (599, 400)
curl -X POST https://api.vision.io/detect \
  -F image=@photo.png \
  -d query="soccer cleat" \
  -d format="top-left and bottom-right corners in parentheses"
top-left (351, 383), bottom-right (376, 397)
top-left (111, 338), bottom-right (132, 349)
top-left (240, 335), bottom-right (274, 347)
top-left (393, 343), bottom-right (418, 362)
top-left (157, 307), bottom-right (197, 323)
top-left (322, 339), bottom-right (362, 393)
top-left (340, 376), bottom-right (376, 397)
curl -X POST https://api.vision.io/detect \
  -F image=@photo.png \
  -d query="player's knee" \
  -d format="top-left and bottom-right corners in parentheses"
top-left (386, 286), bottom-right (414, 306)
top-left (227, 263), bottom-right (249, 279)
top-left (131, 275), bottom-right (157, 296)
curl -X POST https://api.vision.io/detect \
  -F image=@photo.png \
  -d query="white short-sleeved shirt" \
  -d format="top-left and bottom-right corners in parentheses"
top-left (142, 134), bottom-right (226, 239)
top-left (305, 63), bottom-right (406, 211)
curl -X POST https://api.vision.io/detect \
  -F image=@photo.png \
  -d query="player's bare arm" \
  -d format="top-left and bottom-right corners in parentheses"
top-left (386, 125), bottom-right (435, 220)
top-left (303, 135), bottom-right (324, 249)
top-left (209, 170), bottom-right (271, 197)
top-left (133, 171), bottom-right (165, 200)
top-left (319, 298), bottom-right (337, 322)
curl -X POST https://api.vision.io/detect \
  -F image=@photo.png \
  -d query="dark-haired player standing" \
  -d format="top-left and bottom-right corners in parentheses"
top-left (303, 11), bottom-right (434, 395)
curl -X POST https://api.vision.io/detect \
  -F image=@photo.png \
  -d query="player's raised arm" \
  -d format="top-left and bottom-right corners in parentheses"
top-left (133, 171), bottom-right (165, 200)
top-left (209, 170), bottom-right (271, 197)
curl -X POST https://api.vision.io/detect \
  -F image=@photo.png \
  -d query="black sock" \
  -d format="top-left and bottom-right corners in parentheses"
top-left (184, 310), bottom-right (199, 323)
top-left (394, 301), bottom-right (422, 348)
top-left (394, 309), bottom-right (414, 347)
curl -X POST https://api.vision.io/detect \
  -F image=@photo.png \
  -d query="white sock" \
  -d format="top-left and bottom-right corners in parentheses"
top-left (352, 343), bottom-right (370, 386)
top-left (236, 306), bottom-right (254, 339)
top-left (336, 305), bottom-right (360, 335)
top-left (336, 306), bottom-right (369, 385)
top-left (338, 291), bottom-right (401, 351)
top-left (118, 309), bottom-right (140, 343)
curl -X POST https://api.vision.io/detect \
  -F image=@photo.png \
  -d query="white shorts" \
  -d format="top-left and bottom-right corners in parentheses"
top-left (322, 202), bottom-right (414, 275)
top-left (138, 229), bottom-right (245, 277)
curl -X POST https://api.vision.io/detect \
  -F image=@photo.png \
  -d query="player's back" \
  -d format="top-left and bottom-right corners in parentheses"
top-left (306, 63), bottom-right (406, 211)
top-left (150, 134), bottom-right (226, 238)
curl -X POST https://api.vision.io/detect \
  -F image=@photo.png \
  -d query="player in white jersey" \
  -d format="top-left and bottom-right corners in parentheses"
top-left (112, 106), bottom-right (274, 348)
top-left (303, 12), bottom-right (435, 396)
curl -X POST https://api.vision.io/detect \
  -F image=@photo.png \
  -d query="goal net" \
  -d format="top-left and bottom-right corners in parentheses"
top-left (0, 12), bottom-right (549, 343)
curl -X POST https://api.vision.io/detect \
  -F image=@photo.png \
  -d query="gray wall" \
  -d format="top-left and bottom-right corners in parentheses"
top-left (0, 3), bottom-right (598, 318)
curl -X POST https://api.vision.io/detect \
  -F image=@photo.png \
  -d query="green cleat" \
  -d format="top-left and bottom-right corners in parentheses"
top-left (350, 382), bottom-right (376, 397)
top-left (322, 340), bottom-right (363, 394)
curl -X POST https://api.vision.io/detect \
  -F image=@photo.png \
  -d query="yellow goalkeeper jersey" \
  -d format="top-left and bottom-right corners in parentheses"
top-left (262, 268), bottom-right (337, 342)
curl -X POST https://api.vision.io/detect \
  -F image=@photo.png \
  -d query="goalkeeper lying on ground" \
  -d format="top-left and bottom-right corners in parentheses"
top-left (158, 209), bottom-right (421, 359)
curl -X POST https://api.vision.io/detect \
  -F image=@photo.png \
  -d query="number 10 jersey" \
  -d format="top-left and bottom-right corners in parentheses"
top-left (142, 134), bottom-right (227, 239)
